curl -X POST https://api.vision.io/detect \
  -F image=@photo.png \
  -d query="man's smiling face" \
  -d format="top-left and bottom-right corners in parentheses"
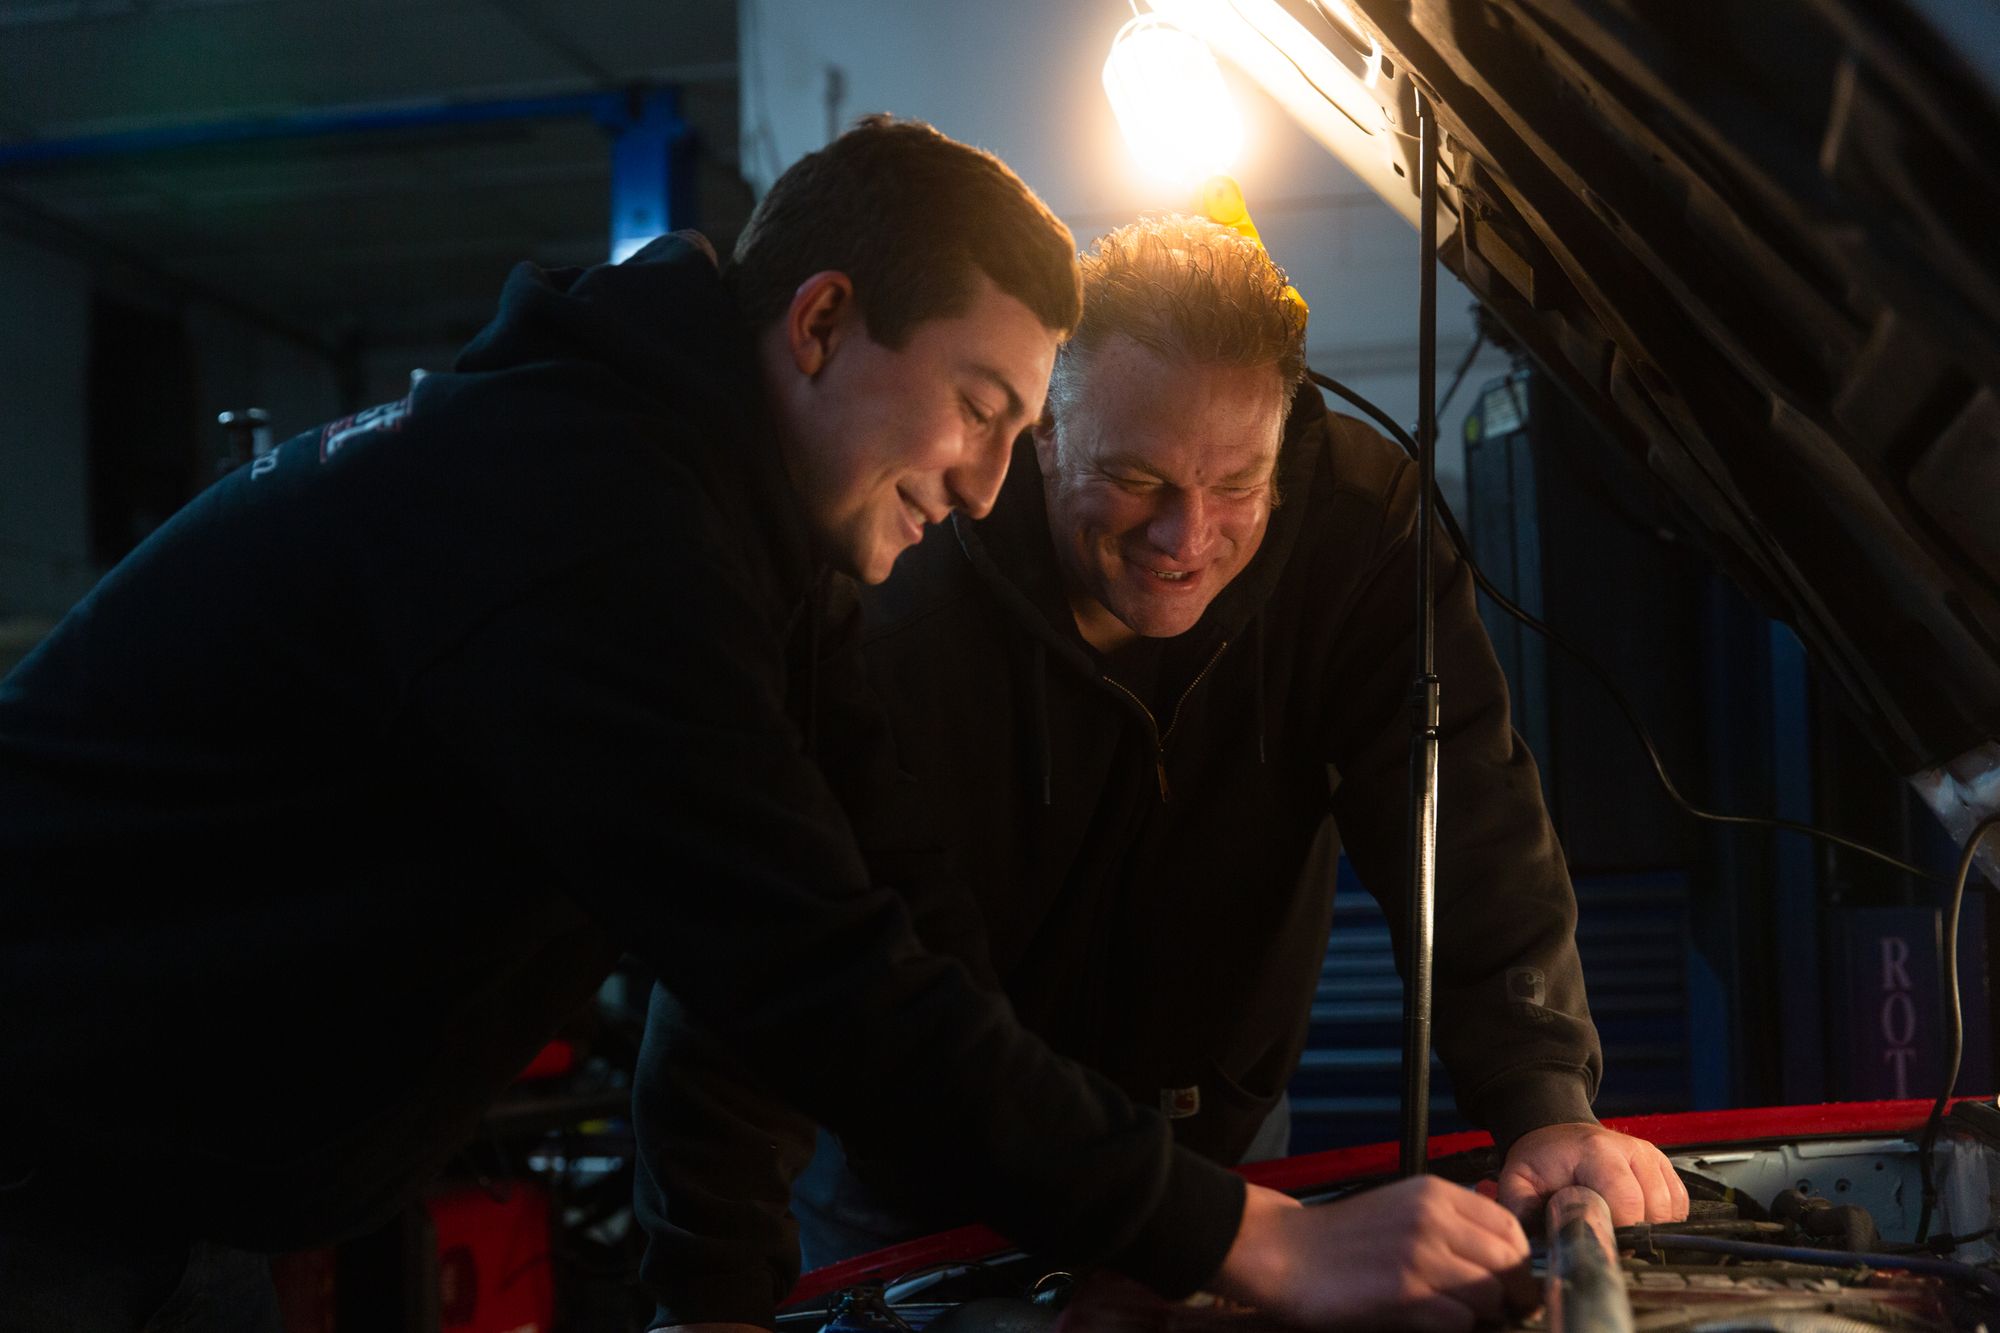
top-left (1034, 334), bottom-right (1288, 653)
top-left (777, 270), bottom-right (1058, 585)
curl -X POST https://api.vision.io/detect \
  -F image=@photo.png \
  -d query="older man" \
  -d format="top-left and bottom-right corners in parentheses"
top-left (641, 215), bottom-right (1686, 1330)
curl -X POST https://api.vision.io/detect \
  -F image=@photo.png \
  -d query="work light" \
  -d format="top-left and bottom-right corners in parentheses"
top-left (1101, 12), bottom-right (1242, 187)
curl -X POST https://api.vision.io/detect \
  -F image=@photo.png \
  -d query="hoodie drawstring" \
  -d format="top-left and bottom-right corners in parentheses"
top-left (1031, 640), bottom-right (1052, 806)
top-left (805, 574), bottom-right (825, 760)
top-left (1254, 611), bottom-right (1268, 765)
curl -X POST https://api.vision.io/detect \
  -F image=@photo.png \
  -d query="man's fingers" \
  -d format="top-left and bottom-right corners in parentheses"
top-left (1400, 1294), bottom-right (1479, 1333)
top-left (1446, 1190), bottom-right (1533, 1268)
top-left (1381, 1180), bottom-right (1533, 1324)
top-left (1445, 1217), bottom-right (1534, 1278)
top-left (1624, 1144), bottom-right (1672, 1216)
top-left (1432, 1263), bottom-right (1508, 1325)
top-left (1639, 1155), bottom-right (1674, 1222)
top-left (1498, 1127), bottom-right (1687, 1230)
top-left (1500, 1257), bottom-right (1542, 1312)
top-left (1651, 1154), bottom-right (1689, 1221)
top-left (1494, 1166), bottom-right (1545, 1228)
top-left (1409, 1246), bottom-right (1515, 1329)
top-left (1621, 1143), bottom-right (1687, 1222)
top-left (1227, 1179), bottom-right (1568, 1331)
top-left (1578, 1156), bottom-right (1647, 1226)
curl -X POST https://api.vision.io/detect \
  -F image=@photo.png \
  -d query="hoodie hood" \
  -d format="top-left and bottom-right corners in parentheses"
top-left (935, 382), bottom-right (1334, 799)
top-left (453, 233), bottom-right (819, 616)
top-left (455, 233), bottom-right (752, 407)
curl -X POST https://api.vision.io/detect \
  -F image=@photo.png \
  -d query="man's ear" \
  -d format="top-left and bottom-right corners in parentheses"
top-left (784, 270), bottom-right (858, 378)
top-left (1031, 404), bottom-right (1060, 475)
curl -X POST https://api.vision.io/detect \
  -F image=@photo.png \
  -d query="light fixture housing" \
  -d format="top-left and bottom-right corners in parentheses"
top-left (1101, 13), bottom-right (1244, 188)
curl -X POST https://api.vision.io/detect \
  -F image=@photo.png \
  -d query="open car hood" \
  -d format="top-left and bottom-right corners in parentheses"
top-left (1152, 0), bottom-right (2000, 857)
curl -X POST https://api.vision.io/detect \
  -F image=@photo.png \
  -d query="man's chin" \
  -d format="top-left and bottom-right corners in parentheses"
top-left (850, 555), bottom-right (894, 586)
top-left (821, 549), bottom-right (882, 585)
top-left (1104, 592), bottom-right (1206, 641)
top-left (849, 536), bottom-right (918, 585)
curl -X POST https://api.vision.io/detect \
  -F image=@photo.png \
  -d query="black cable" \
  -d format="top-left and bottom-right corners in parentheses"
top-left (1432, 328), bottom-right (1486, 425)
top-left (1640, 1231), bottom-right (2000, 1302)
top-left (1906, 1224), bottom-right (2000, 1254)
top-left (1307, 366), bottom-right (1952, 886)
top-left (1915, 814), bottom-right (2000, 1244)
top-left (886, 1260), bottom-right (973, 1291)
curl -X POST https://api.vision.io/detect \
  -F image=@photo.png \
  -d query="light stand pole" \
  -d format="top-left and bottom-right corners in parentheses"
top-left (1399, 88), bottom-right (1444, 1179)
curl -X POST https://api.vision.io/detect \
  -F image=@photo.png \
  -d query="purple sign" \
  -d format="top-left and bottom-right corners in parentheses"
top-left (1837, 908), bottom-right (1943, 1100)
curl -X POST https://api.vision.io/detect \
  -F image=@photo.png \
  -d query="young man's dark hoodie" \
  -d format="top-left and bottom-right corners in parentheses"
top-left (0, 237), bottom-right (1243, 1292)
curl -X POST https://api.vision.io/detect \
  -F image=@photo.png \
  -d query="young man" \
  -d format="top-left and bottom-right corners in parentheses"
top-left (640, 215), bottom-right (1688, 1328)
top-left (0, 123), bottom-right (1526, 1330)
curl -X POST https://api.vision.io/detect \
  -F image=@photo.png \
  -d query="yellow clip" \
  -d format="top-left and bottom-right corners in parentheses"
top-left (1196, 174), bottom-right (1309, 320)
top-left (1199, 175), bottom-right (1260, 242)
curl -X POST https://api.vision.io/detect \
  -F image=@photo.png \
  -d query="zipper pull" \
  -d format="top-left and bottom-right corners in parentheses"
top-left (1156, 755), bottom-right (1171, 802)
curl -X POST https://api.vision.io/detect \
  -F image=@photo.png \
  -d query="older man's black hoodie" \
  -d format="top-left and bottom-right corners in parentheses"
top-left (0, 238), bottom-right (1242, 1292)
top-left (639, 384), bottom-right (1604, 1324)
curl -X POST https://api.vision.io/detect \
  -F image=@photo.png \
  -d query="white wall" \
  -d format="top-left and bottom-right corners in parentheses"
top-left (738, 0), bottom-right (1521, 511)
top-left (186, 308), bottom-right (345, 456)
top-left (0, 235), bottom-right (344, 634)
top-left (0, 233), bottom-right (94, 623)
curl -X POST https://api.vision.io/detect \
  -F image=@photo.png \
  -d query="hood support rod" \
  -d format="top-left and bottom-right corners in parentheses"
top-left (1400, 89), bottom-right (1443, 1179)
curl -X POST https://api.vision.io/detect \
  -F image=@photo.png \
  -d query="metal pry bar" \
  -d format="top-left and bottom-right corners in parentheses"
top-left (1546, 1186), bottom-right (1635, 1333)
top-left (1399, 86), bottom-right (1443, 1180)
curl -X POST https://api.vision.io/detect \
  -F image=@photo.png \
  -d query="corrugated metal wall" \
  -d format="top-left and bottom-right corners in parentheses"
top-left (1288, 858), bottom-right (1694, 1155)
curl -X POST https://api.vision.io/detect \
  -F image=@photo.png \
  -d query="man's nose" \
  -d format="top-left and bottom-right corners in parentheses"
top-left (944, 430), bottom-right (1013, 520)
top-left (1148, 489), bottom-right (1214, 563)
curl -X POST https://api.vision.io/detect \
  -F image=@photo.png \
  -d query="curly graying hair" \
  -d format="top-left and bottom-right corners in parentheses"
top-left (1047, 214), bottom-right (1307, 424)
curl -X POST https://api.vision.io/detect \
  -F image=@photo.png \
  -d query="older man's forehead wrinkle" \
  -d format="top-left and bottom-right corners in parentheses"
top-left (1220, 462), bottom-right (1275, 486)
top-left (1089, 443), bottom-right (1275, 488)
top-left (1095, 449), bottom-right (1168, 477)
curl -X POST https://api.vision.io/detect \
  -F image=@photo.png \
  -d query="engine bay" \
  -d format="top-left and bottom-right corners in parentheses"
top-left (779, 1103), bottom-right (2000, 1332)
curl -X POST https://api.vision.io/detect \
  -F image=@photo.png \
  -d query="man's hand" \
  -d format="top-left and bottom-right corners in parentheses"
top-left (1210, 1177), bottom-right (1536, 1331)
top-left (1496, 1122), bottom-right (1688, 1227)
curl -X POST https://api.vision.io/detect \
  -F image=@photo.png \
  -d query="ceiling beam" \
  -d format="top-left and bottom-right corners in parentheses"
top-left (0, 88), bottom-right (647, 169)
top-left (0, 182), bottom-right (338, 358)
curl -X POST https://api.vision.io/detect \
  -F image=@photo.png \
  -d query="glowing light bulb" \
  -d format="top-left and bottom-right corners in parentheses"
top-left (1102, 15), bottom-right (1243, 188)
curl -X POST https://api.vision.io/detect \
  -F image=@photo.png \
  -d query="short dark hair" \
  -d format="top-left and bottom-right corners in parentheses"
top-left (1050, 214), bottom-right (1307, 422)
top-left (726, 115), bottom-right (1082, 348)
